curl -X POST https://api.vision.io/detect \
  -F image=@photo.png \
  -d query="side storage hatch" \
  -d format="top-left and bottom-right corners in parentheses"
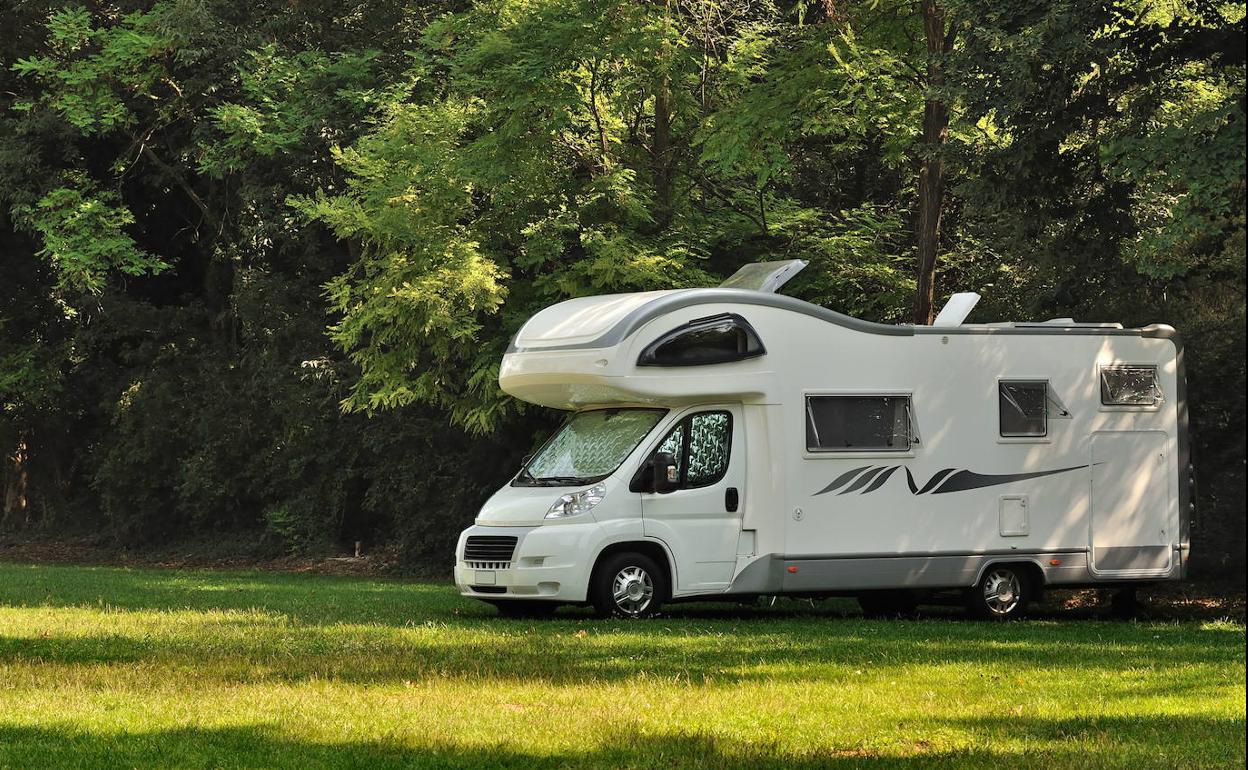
top-left (1089, 431), bottom-right (1173, 576)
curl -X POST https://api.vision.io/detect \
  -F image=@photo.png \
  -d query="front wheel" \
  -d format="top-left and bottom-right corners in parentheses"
top-left (590, 552), bottom-right (667, 619)
top-left (966, 565), bottom-right (1032, 620)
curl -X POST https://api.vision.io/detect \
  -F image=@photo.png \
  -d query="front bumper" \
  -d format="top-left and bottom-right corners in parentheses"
top-left (454, 523), bottom-right (599, 603)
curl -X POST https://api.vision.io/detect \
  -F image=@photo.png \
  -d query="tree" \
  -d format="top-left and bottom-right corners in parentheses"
top-left (914, 0), bottom-right (955, 324)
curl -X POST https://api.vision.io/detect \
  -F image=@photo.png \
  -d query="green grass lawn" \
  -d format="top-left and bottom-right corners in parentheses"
top-left (0, 562), bottom-right (1243, 769)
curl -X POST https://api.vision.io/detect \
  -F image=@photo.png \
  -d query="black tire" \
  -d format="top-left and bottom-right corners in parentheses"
top-left (590, 551), bottom-right (668, 619)
top-left (857, 590), bottom-right (919, 619)
top-left (966, 564), bottom-right (1033, 620)
top-left (489, 600), bottom-right (559, 619)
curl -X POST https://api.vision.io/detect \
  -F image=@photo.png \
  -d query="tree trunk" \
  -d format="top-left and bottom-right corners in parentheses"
top-left (3, 436), bottom-right (29, 528)
top-left (651, 0), bottom-right (675, 231)
top-left (652, 76), bottom-right (675, 231)
top-left (914, 0), bottom-right (952, 325)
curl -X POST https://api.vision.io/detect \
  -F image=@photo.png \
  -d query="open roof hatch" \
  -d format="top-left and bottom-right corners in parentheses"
top-left (932, 292), bottom-right (982, 327)
top-left (718, 259), bottom-right (808, 294)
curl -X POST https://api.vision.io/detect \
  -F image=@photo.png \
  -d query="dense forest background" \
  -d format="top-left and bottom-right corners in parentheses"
top-left (1, 0), bottom-right (1243, 576)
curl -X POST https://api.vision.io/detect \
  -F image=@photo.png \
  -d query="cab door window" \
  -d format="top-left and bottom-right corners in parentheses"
top-left (637, 411), bottom-right (732, 491)
top-left (686, 412), bottom-right (731, 486)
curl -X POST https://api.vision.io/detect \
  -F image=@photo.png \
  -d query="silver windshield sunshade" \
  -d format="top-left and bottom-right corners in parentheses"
top-left (718, 259), bottom-right (808, 294)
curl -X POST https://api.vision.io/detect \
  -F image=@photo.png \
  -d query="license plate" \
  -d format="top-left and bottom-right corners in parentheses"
top-left (475, 570), bottom-right (496, 585)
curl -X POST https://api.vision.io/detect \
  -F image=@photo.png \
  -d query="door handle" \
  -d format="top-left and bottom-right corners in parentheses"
top-left (725, 487), bottom-right (739, 513)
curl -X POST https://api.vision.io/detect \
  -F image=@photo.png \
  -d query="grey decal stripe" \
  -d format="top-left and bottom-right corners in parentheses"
top-left (839, 466), bottom-right (886, 495)
top-left (862, 466), bottom-right (899, 493)
top-left (813, 465), bottom-right (872, 496)
top-left (932, 465), bottom-right (1089, 494)
top-left (916, 468), bottom-right (957, 495)
top-left (816, 463), bottom-right (1092, 498)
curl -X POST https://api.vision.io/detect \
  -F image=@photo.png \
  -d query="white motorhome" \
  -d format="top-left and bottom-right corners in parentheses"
top-left (454, 263), bottom-right (1190, 619)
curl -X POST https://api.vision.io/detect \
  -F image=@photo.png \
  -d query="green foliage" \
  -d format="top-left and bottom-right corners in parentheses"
top-left (0, 0), bottom-right (1243, 575)
top-left (290, 100), bottom-right (510, 427)
top-left (948, 0), bottom-right (1245, 282)
top-left (201, 45), bottom-right (384, 176)
top-left (10, 6), bottom-right (174, 134)
top-left (14, 183), bottom-right (167, 294)
top-left (296, 0), bottom-right (928, 427)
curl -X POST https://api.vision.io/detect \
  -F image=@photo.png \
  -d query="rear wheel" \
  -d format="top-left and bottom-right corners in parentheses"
top-left (966, 565), bottom-right (1032, 620)
top-left (590, 552), bottom-right (667, 619)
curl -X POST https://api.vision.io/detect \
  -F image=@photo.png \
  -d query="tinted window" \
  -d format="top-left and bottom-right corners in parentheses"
top-left (1100, 365), bottom-right (1161, 406)
top-left (637, 314), bottom-right (765, 366)
top-left (999, 381), bottom-right (1047, 437)
top-left (806, 396), bottom-right (912, 452)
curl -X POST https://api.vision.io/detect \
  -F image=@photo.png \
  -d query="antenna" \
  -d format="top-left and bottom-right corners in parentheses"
top-left (931, 292), bottom-right (981, 327)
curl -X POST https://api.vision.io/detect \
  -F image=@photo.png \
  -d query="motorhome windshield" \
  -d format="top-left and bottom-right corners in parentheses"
top-left (515, 408), bottom-right (666, 486)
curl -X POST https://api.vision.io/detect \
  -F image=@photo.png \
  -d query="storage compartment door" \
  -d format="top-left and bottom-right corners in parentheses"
top-left (1090, 431), bottom-right (1172, 576)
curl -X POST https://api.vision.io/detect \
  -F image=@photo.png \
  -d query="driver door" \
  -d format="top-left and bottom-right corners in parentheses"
top-left (638, 405), bottom-right (745, 592)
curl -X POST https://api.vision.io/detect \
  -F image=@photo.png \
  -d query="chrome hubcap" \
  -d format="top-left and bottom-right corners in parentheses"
top-left (611, 566), bottom-right (654, 616)
top-left (983, 569), bottom-right (1022, 615)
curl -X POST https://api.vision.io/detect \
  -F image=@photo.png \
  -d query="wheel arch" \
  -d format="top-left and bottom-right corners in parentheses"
top-left (975, 558), bottom-right (1046, 593)
top-left (590, 539), bottom-right (676, 599)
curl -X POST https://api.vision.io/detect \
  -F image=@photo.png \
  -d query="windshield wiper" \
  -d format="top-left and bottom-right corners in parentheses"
top-left (513, 472), bottom-right (591, 487)
top-left (534, 475), bottom-right (591, 485)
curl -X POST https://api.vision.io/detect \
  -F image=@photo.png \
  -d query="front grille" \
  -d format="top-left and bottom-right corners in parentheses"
top-left (465, 560), bottom-right (511, 570)
top-left (471, 585), bottom-right (506, 594)
top-left (464, 535), bottom-right (518, 564)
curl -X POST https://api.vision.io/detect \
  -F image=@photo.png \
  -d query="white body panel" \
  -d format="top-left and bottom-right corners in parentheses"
top-left (456, 289), bottom-right (1189, 603)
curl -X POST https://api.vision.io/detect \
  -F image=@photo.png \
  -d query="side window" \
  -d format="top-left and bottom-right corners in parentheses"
top-left (656, 423), bottom-right (685, 480)
top-left (1100, 365), bottom-right (1161, 406)
top-left (806, 395), bottom-right (913, 452)
top-left (687, 412), bottom-right (731, 486)
top-left (999, 380), bottom-right (1048, 437)
top-left (637, 314), bottom-right (765, 367)
top-left (645, 411), bottom-right (732, 489)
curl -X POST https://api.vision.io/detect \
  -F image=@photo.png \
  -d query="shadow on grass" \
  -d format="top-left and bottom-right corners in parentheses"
top-left (0, 562), bottom-right (458, 626)
top-left (2, 562), bottom-right (1244, 689)
top-left (2, 715), bottom-right (1242, 770)
top-left (2, 562), bottom-right (1240, 626)
top-left (2, 616), bottom-right (1242, 689)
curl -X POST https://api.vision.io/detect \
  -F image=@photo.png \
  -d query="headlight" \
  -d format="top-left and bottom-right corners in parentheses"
top-left (546, 484), bottom-right (607, 519)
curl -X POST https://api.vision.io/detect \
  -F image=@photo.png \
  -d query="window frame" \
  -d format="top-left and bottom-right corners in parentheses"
top-left (998, 379), bottom-right (1050, 439)
top-left (633, 409), bottom-right (734, 492)
top-left (636, 313), bottom-right (766, 367)
top-left (803, 392), bottom-right (917, 455)
top-left (1098, 364), bottom-right (1163, 409)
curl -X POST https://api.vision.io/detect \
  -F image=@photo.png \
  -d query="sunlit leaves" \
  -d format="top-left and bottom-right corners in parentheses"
top-left (201, 45), bottom-right (382, 176)
top-left (10, 7), bottom-right (174, 134)
top-left (14, 183), bottom-right (168, 295)
top-left (949, 0), bottom-right (1245, 282)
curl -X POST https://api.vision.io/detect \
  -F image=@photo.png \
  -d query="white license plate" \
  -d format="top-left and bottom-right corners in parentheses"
top-left (474, 570), bottom-right (497, 585)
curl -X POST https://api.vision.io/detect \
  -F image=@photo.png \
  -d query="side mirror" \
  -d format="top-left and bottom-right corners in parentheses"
top-left (652, 451), bottom-right (679, 493)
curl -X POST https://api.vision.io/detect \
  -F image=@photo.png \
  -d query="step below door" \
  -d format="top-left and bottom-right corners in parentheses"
top-left (1090, 431), bottom-right (1173, 576)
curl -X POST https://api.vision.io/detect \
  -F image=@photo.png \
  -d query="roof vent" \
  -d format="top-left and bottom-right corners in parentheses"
top-left (932, 292), bottom-right (981, 327)
top-left (719, 259), bottom-right (808, 294)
